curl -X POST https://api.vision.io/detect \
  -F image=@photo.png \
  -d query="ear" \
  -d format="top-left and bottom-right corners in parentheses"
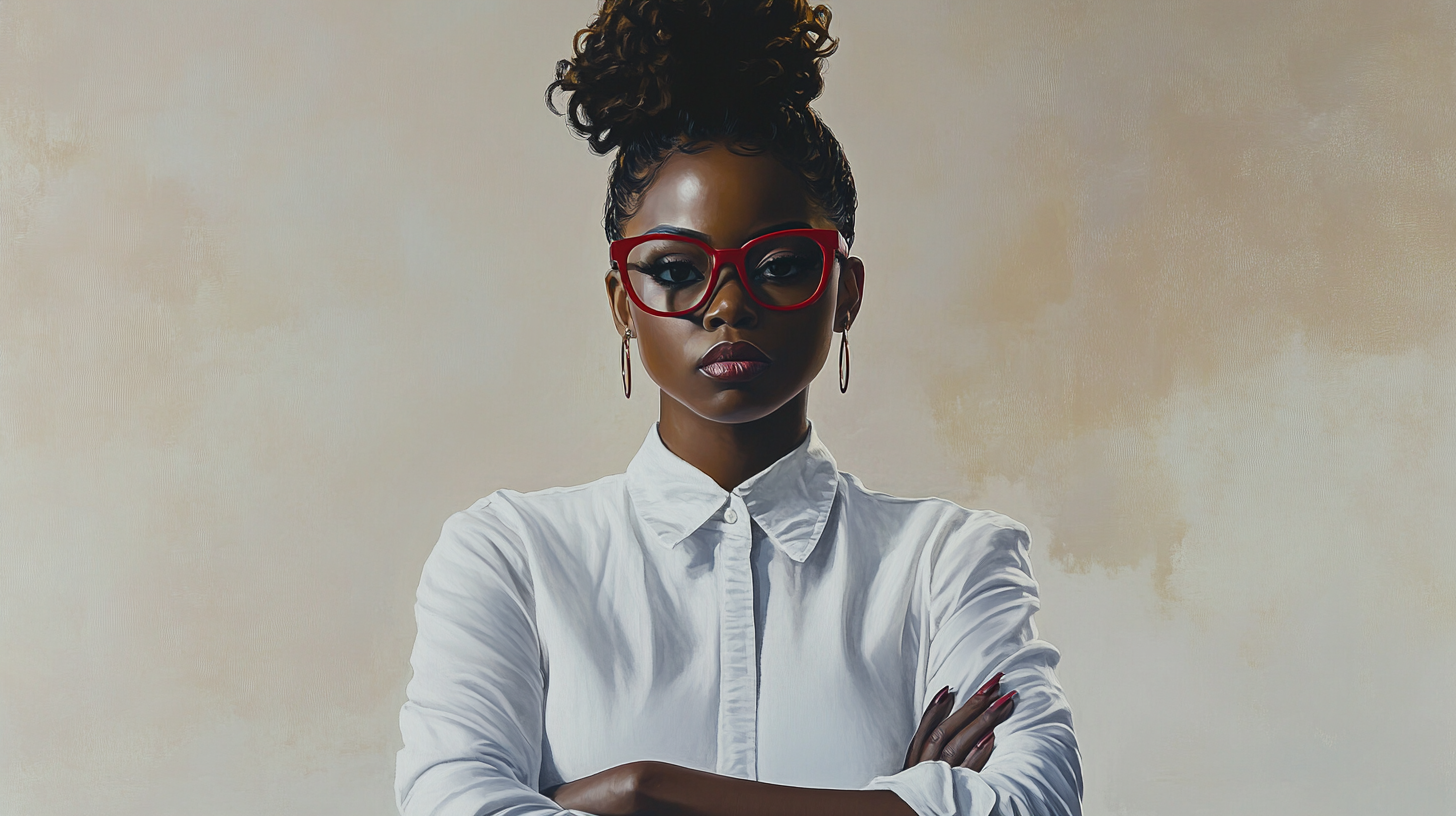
top-left (836, 255), bottom-right (865, 332)
top-left (605, 266), bottom-right (635, 336)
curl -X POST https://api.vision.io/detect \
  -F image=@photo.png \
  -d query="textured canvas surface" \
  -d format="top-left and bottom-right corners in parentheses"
top-left (2, 1), bottom-right (1453, 813)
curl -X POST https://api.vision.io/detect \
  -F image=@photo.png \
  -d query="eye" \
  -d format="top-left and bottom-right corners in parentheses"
top-left (642, 258), bottom-right (706, 287)
top-left (753, 252), bottom-right (817, 284)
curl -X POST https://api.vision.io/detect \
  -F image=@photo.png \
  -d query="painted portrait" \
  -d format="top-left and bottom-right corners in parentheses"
top-left (1, 2), bottom-right (1452, 815)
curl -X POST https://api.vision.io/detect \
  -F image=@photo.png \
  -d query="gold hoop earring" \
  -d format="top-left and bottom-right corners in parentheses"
top-left (838, 325), bottom-right (851, 394)
top-left (621, 328), bottom-right (634, 399)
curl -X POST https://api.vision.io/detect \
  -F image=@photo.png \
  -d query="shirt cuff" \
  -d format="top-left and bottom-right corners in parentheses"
top-left (861, 761), bottom-right (998, 816)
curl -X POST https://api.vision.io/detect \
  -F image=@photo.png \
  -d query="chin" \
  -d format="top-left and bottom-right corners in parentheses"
top-left (679, 386), bottom-right (794, 425)
top-left (692, 399), bottom-right (782, 425)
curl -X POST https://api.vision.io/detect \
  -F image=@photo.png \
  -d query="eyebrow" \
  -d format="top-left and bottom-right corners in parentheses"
top-left (642, 225), bottom-right (712, 243)
top-left (640, 221), bottom-right (815, 245)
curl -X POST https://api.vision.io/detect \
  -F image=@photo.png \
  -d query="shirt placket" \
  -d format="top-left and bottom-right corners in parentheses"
top-left (715, 493), bottom-right (758, 779)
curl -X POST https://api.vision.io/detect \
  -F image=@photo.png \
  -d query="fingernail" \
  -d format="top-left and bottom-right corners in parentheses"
top-left (975, 672), bottom-right (1004, 696)
top-left (931, 685), bottom-right (951, 705)
top-left (988, 690), bottom-right (1017, 713)
top-left (974, 730), bottom-right (995, 751)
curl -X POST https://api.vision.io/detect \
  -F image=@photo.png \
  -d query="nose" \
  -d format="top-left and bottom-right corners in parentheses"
top-left (700, 261), bottom-right (758, 329)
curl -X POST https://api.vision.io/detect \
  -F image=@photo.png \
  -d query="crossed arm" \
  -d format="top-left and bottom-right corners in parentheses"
top-left (396, 508), bottom-right (1080, 816)
top-left (544, 676), bottom-right (1017, 816)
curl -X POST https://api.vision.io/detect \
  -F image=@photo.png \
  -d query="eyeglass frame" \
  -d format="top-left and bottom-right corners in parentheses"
top-left (609, 227), bottom-right (850, 318)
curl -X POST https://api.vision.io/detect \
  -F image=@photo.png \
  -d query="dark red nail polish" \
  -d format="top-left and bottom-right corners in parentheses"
top-left (931, 685), bottom-right (951, 705)
top-left (975, 672), bottom-right (1004, 696)
top-left (974, 730), bottom-right (995, 750)
top-left (988, 690), bottom-right (1017, 713)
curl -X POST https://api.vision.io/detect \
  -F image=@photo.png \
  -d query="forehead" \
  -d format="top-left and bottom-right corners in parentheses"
top-left (623, 144), bottom-right (824, 245)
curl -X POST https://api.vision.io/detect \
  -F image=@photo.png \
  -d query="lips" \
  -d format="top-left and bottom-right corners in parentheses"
top-left (698, 341), bottom-right (771, 382)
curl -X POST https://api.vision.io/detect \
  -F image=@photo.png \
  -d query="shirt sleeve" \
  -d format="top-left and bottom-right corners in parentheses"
top-left (395, 498), bottom-right (585, 816)
top-left (861, 515), bottom-right (1084, 816)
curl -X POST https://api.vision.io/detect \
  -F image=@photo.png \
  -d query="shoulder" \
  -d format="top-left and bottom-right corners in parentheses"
top-left (453, 473), bottom-right (629, 532)
top-left (837, 471), bottom-right (1033, 583)
top-left (838, 470), bottom-right (1029, 546)
top-left (429, 473), bottom-right (630, 574)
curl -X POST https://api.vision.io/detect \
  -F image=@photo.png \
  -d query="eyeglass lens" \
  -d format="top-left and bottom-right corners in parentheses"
top-left (625, 234), bottom-right (825, 313)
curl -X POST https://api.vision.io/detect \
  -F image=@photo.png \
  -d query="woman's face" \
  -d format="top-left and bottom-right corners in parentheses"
top-left (606, 143), bottom-right (864, 424)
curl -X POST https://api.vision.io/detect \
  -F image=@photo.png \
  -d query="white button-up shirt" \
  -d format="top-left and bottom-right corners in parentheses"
top-left (396, 421), bottom-right (1082, 816)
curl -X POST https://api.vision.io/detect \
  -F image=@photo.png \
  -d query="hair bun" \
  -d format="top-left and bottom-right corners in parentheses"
top-left (549, 0), bottom-right (838, 154)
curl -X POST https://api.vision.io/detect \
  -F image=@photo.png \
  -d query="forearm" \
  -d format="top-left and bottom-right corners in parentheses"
top-left (635, 762), bottom-right (916, 816)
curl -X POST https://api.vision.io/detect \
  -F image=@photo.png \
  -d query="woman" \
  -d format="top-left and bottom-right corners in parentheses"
top-left (395, 2), bottom-right (1082, 815)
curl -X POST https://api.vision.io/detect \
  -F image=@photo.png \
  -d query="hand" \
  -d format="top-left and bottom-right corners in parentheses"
top-left (545, 760), bottom-right (660, 816)
top-left (902, 673), bottom-right (1017, 772)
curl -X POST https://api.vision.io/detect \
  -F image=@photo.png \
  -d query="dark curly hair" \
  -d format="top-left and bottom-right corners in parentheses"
top-left (546, 0), bottom-right (858, 248)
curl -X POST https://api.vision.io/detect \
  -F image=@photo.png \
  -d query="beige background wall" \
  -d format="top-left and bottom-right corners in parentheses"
top-left (3, 1), bottom-right (1454, 813)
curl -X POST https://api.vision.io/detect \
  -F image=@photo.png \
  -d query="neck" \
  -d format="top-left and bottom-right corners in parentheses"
top-left (657, 391), bottom-right (810, 492)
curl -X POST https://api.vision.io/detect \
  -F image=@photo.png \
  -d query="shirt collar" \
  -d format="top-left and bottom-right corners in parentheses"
top-left (625, 420), bottom-right (841, 563)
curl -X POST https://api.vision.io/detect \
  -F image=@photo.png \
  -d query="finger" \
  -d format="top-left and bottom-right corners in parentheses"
top-left (960, 731), bottom-right (995, 771)
top-left (904, 686), bottom-right (954, 769)
top-left (905, 686), bottom-right (954, 768)
top-left (917, 672), bottom-right (1004, 764)
top-left (917, 676), bottom-right (1000, 764)
top-left (938, 690), bottom-right (1017, 766)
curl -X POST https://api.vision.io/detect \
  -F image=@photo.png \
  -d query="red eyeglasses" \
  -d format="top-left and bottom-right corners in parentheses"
top-left (610, 228), bottom-right (848, 317)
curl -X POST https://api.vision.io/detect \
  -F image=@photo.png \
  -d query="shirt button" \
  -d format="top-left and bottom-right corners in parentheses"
top-left (724, 508), bottom-right (738, 524)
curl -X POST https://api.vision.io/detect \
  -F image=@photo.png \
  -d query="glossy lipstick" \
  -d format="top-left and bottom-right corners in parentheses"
top-left (698, 341), bottom-right (770, 382)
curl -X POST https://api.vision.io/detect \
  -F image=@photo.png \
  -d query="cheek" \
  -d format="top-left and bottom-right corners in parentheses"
top-left (633, 321), bottom-right (695, 380)
top-left (788, 306), bottom-right (838, 359)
